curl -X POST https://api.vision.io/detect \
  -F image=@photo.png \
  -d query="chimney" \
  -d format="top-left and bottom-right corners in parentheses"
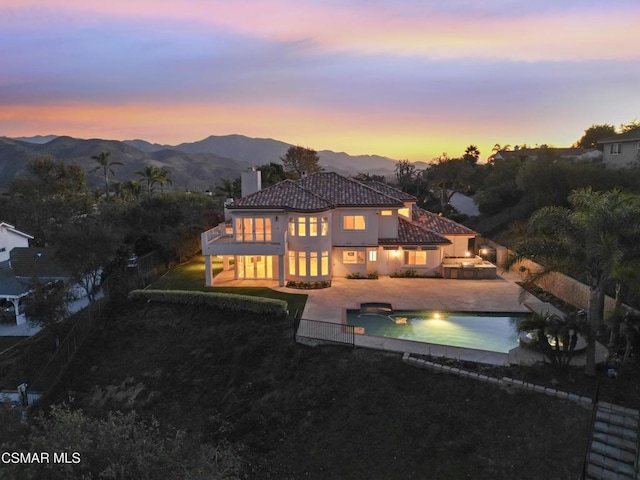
top-left (241, 168), bottom-right (262, 197)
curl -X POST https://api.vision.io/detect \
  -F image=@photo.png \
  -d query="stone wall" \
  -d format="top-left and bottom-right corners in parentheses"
top-left (477, 236), bottom-right (636, 316)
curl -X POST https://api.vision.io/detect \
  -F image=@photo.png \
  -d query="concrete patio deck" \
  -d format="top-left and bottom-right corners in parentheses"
top-left (208, 268), bottom-right (609, 366)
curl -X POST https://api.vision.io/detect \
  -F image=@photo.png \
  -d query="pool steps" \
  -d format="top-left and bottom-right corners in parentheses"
top-left (403, 353), bottom-right (640, 480)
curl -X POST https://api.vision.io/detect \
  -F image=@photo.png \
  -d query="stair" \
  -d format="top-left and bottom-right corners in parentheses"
top-left (585, 402), bottom-right (639, 480)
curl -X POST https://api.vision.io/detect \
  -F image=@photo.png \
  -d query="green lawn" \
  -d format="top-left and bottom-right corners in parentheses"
top-left (150, 256), bottom-right (308, 315)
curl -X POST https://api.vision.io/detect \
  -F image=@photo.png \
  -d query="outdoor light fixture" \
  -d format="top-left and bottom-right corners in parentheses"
top-left (391, 249), bottom-right (400, 257)
top-left (464, 251), bottom-right (471, 257)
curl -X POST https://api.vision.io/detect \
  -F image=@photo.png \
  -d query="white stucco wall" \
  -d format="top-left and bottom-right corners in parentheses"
top-left (602, 141), bottom-right (640, 168)
top-left (0, 225), bottom-right (31, 263)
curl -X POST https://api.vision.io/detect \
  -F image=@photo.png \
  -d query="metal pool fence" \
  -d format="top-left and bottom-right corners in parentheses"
top-left (294, 318), bottom-right (355, 347)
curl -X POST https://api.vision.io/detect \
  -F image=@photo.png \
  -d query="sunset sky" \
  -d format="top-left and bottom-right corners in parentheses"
top-left (1, 1), bottom-right (639, 162)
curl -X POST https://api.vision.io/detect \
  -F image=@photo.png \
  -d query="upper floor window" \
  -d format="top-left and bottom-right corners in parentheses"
top-left (610, 143), bottom-right (621, 155)
top-left (380, 210), bottom-right (393, 216)
top-left (235, 217), bottom-right (271, 242)
top-left (343, 215), bottom-right (366, 231)
top-left (288, 216), bottom-right (329, 236)
top-left (398, 207), bottom-right (410, 218)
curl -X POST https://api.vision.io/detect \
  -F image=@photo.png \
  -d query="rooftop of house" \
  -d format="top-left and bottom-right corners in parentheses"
top-left (359, 180), bottom-right (417, 202)
top-left (228, 171), bottom-right (476, 240)
top-left (0, 261), bottom-right (30, 298)
top-left (412, 208), bottom-right (476, 235)
top-left (494, 147), bottom-right (597, 160)
top-left (598, 128), bottom-right (640, 144)
top-left (10, 247), bottom-right (69, 279)
top-left (231, 172), bottom-right (404, 212)
top-left (379, 217), bottom-right (451, 245)
top-left (0, 222), bottom-right (34, 240)
top-left (231, 179), bottom-right (334, 212)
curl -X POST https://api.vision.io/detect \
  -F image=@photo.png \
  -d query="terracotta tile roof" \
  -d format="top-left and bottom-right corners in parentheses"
top-left (10, 247), bottom-right (69, 279)
top-left (297, 172), bottom-right (403, 207)
top-left (231, 180), bottom-right (334, 212)
top-left (379, 217), bottom-right (451, 245)
top-left (412, 208), bottom-right (476, 235)
top-left (360, 181), bottom-right (417, 202)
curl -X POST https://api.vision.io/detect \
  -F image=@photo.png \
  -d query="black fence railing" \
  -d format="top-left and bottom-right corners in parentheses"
top-left (30, 298), bottom-right (107, 397)
top-left (294, 318), bottom-right (355, 347)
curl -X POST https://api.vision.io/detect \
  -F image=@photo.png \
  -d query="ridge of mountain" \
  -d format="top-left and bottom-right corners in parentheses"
top-left (1, 134), bottom-right (401, 190)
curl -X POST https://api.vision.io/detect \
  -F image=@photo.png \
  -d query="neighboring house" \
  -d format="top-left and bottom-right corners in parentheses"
top-left (598, 128), bottom-right (640, 168)
top-left (491, 147), bottom-right (601, 163)
top-left (0, 222), bottom-right (33, 263)
top-left (0, 247), bottom-right (71, 326)
top-left (201, 171), bottom-right (479, 287)
top-left (0, 224), bottom-right (35, 325)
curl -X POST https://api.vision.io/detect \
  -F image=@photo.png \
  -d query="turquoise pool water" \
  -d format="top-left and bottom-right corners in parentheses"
top-left (346, 309), bottom-right (530, 353)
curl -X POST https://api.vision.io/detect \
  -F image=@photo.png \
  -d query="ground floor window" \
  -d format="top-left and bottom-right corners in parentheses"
top-left (343, 250), bottom-right (365, 264)
top-left (237, 255), bottom-right (274, 279)
top-left (368, 250), bottom-right (377, 262)
top-left (404, 250), bottom-right (427, 265)
top-left (288, 250), bottom-right (329, 277)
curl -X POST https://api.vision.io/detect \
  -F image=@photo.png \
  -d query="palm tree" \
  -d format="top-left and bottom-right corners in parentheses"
top-left (214, 177), bottom-right (241, 201)
top-left (506, 188), bottom-right (640, 376)
top-left (517, 312), bottom-right (586, 370)
top-left (90, 152), bottom-right (123, 201)
top-left (156, 168), bottom-right (172, 194)
top-left (135, 165), bottom-right (162, 198)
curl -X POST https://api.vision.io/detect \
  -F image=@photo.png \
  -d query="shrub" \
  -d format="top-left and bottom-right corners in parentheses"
top-left (346, 272), bottom-right (378, 279)
top-left (128, 289), bottom-right (287, 315)
top-left (391, 269), bottom-right (419, 278)
top-left (286, 280), bottom-right (331, 289)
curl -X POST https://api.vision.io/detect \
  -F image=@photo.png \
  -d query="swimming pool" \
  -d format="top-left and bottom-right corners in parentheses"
top-left (345, 309), bottom-right (530, 354)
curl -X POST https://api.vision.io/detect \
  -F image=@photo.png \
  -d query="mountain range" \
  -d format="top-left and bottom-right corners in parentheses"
top-left (1, 134), bottom-right (412, 191)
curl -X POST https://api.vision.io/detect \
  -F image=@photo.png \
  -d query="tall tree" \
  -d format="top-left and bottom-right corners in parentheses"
top-left (619, 119), bottom-right (640, 134)
top-left (574, 124), bottom-right (616, 149)
top-left (426, 156), bottom-right (473, 213)
top-left (394, 159), bottom-right (416, 191)
top-left (463, 145), bottom-right (481, 165)
top-left (257, 162), bottom-right (287, 187)
top-left (135, 165), bottom-right (162, 198)
top-left (214, 177), bottom-right (241, 202)
top-left (506, 188), bottom-right (640, 376)
top-left (90, 151), bottom-right (123, 201)
top-left (281, 146), bottom-right (322, 178)
top-left (23, 279), bottom-right (72, 347)
top-left (156, 167), bottom-right (172, 194)
top-left (55, 218), bottom-right (117, 303)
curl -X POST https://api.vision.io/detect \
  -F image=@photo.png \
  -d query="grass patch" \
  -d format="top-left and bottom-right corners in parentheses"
top-left (44, 301), bottom-right (590, 479)
top-left (150, 255), bottom-right (308, 316)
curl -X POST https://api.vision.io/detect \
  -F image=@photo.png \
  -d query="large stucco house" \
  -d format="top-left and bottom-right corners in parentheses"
top-left (201, 171), bottom-right (486, 287)
top-left (599, 128), bottom-right (640, 168)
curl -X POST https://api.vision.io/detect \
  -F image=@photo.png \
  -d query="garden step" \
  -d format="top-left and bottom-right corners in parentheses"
top-left (593, 432), bottom-right (638, 454)
top-left (588, 452), bottom-right (635, 477)
top-left (597, 410), bottom-right (640, 430)
top-left (599, 402), bottom-right (640, 420)
top-left (591, 441), bottom-right (637, 464)
top-left (586, 463), bottom-right (634, 480)
top-left (594, 422), bottom-right (638, 442)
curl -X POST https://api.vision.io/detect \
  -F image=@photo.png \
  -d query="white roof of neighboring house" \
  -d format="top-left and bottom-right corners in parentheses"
top-left (0, 222), bottom-right (34, 240)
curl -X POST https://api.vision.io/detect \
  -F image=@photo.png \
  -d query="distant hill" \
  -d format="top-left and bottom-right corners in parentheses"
top-left (0, 133), bottom-right (401, 191)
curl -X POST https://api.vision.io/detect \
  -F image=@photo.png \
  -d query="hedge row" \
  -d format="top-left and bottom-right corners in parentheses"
top-left (128, 289), bottom-right (288, 315)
